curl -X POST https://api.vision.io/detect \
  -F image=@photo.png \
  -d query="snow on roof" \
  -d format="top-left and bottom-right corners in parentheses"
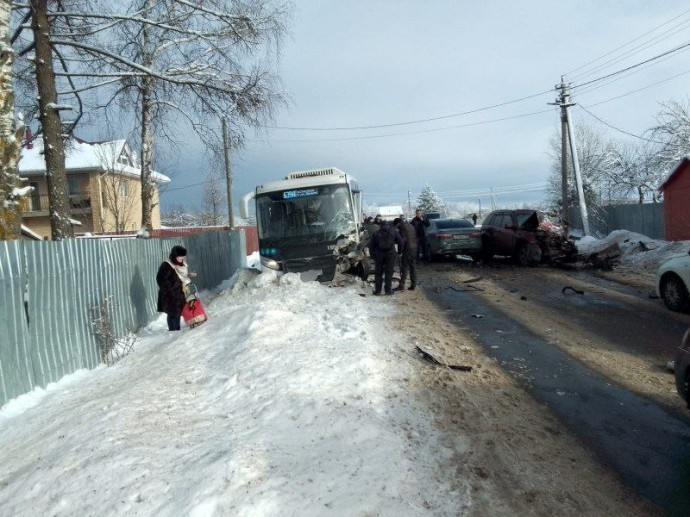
top-left (20, 224), bottom-right (42, 240)
top-left (658, 155), bottom-right (690, 191)
top-left (19, 137), bottom-right (171, 184)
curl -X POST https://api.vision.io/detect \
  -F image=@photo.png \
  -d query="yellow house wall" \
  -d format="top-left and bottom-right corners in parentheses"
top-left (21, 169), bottom-right (166, 238)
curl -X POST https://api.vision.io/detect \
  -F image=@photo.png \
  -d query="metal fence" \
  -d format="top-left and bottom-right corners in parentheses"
top-left (568, 202), bottom-right (665, 240)
top-left (0, 230), bottom-right (247, 405)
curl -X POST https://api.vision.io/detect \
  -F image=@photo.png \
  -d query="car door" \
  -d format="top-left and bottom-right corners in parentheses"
top-left (493, 213), bottom-right (516, 254)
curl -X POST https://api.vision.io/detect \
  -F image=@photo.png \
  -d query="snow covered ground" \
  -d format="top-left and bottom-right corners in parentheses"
top-left (0, 263), bottom-right (469, 516)
top-left (1, 234), bottom-right (686, 516)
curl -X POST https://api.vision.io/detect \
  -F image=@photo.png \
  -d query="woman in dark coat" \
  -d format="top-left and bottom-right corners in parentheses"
top-left (157, 245), bottom-right (189, 331)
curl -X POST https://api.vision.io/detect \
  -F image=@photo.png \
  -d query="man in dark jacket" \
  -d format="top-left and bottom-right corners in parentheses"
top-left (394, 218), bottom-right (418, 291)
top-left (156, 245), bottom-right (188, 331)
top-left (370, 222), bottom-right (404, 296)
top-left (411, 209), bottom-right (431, 264)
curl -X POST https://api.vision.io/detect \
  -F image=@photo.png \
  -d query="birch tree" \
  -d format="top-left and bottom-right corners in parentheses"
top-left (0, 0), bottom-right (24, 240)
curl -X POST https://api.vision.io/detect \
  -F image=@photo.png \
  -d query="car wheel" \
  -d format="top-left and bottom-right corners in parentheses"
top-left (661, 274), bottom-right (690, 312)
top-left (515, 243), bottom-right (540, 267)
top-left (481, 238), bottom-right (493, 264)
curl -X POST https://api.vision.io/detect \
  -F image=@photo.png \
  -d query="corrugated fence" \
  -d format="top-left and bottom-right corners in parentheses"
top-left (568, 202), bottom-right (665, 239)
top-left (0, 230), bottom-right (247, 405)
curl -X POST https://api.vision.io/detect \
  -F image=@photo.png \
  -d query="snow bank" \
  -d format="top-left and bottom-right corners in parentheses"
top-left (577, 230), bottom-right (690, 273)
top-left (0, 269), bottom-right (470, 516)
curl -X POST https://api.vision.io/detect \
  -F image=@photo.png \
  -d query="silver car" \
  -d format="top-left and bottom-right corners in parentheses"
top-left (656, 251), bottom-right (690, 312)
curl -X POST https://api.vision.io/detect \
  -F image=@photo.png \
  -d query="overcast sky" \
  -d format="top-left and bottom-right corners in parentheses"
top-left (160, 1), bottom-right (690, 213)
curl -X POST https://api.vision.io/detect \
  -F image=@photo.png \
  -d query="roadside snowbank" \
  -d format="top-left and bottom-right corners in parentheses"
top-left (0, 269), bottom-right (469, 516)
top-left (577, 230), bottom-right (689, 273)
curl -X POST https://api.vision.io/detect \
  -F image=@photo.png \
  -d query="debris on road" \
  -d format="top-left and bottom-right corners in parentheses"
top-left (562, 286), bottom-right (585, 295)
top-left (415, 345), bottom-right (473, 372)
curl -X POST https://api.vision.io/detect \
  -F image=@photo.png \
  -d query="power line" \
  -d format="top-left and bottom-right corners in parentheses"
top-left (570, 40), bottom-right (690, 91)
top-left (564, 7), bottom-right (690, 78)
top-left (259, 109), bottom-right (554, 143)
top-left (572, 49), bottom-right (681, 98)
top-left (567, 17), bottom-right (690, 83)
top-left (584, 67), bottom-right (690, 107)
top-left (264, 89), bottom-right (555, 131)
top-left (577, 105), bottom-right (665, 144)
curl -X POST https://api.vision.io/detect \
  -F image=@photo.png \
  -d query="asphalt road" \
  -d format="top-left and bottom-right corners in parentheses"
top-left (420, 262), bottom-right (690, 515)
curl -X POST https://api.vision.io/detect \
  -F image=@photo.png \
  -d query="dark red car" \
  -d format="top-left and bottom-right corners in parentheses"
top-left (480, 209), bottom-right (577, 266)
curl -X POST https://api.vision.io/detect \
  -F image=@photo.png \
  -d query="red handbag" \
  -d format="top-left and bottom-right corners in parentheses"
top-left (182, 298), bottom-right (207, 328)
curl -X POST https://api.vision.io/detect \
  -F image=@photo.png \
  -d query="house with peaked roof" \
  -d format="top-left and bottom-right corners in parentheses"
top-left (19, 136), bottom-right (171, 239)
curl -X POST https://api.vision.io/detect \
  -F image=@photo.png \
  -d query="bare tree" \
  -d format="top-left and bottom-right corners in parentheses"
top-left (94, 141), bottom-right (139, 233)
top-left (201, 172), bottom-right (226, 226)
top-left (606, 142), bottom-right (661, 203)
top-left (29, 0), bottom-right (73, 239)
top-left (161, 203), bottom-right (201, 227)
top-left (53, 0), bottom-right (288, 230)
top-left (649, 98), bottom-right (690, 175)
top-left (547, 123), bottom-right (614, 210)
top-left (0, 0), bottom-right (24, 240)
top-left (11, 0), bottom-right (289, 233)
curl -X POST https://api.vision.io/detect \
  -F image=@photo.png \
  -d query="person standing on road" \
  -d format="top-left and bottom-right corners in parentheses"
top-left (156, 245), bottom-right (196, 331)
top-left (472, 213), bottom-right (478, 226)
top-left (411, 209), bottom-right (431, 264)
top-left (370, 221), bottom-right (404, 296)
top-left (394, 217), bottom-right (418, 291)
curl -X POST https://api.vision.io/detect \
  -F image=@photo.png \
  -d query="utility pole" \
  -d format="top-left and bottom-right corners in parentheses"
top-left (477, 197), bottom-right (481, 217)
top-left (550, 79), bottom-right (589, 235)
top-left (222, 118), bottom-right (233, 229)
top-left (407, 190), bottom-right (411, 214)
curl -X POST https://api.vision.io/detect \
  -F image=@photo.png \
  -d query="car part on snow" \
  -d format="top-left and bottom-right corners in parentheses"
top-left (562, 286), bottom-right (585, 295)
top-left (415, 346), bottom-right (472, 372)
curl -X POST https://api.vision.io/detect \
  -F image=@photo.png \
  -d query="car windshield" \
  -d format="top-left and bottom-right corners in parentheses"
top-left (436, 219), bottom-right (473, 229)
top-left (256, 184), bottom-right (355, 242)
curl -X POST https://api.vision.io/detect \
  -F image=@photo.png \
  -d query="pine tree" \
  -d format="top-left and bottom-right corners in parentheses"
top-left (416, 185), bottom-right (445, 213)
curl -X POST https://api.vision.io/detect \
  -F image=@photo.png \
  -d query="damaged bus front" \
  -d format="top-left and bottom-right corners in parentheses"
top-left (240, 167), bottom-right (370, 282)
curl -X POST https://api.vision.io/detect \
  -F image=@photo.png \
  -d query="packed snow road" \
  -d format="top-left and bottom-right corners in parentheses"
top-left (408, 260), bottom-right (690, 514)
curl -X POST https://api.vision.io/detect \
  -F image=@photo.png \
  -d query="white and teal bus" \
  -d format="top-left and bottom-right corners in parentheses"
top-left (240, 167), bottom-right (370, 281)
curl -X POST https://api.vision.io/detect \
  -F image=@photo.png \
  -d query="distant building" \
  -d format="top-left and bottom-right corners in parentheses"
top-left (659, 156), bottom-right (690, 241)
top-left (19, 136), bottom-right (170, 239)
top-left (377, 205), bottom-right (404, 221)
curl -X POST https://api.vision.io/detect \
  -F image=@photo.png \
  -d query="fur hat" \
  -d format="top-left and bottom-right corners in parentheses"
top-left (170, 245), bottom-right (187, 259)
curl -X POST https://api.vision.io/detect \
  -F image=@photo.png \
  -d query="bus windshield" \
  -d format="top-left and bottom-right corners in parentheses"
top-left (256, 184), bottom-right (355, 242)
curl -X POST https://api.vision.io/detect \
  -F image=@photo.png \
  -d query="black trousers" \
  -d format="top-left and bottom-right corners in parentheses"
top-left (374, 252), bottom-right (396, 294)
top-left (399, 247), bottom-right (417, 288)
top-left (167, 312), bottom-right (182, 331)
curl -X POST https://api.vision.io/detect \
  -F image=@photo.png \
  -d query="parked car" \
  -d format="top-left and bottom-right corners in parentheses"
top-left (674, 329), bottom-right (690, 409)
top-left (480, 209), bottom-right (577, 266)
top-left (425, 218), bottom-right (482, 261)
top-left (656, 251), bottom-right (690, 312)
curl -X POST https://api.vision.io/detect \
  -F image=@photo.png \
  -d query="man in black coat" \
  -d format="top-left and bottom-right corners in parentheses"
top-left (411, 209), bottom-right (431, 264)
top-left (394, 218), bottom-right (419, 291)
top-left (156, 245), bottom-right (188, 331)
top-left (370, 222), bottom-right (404, 296)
